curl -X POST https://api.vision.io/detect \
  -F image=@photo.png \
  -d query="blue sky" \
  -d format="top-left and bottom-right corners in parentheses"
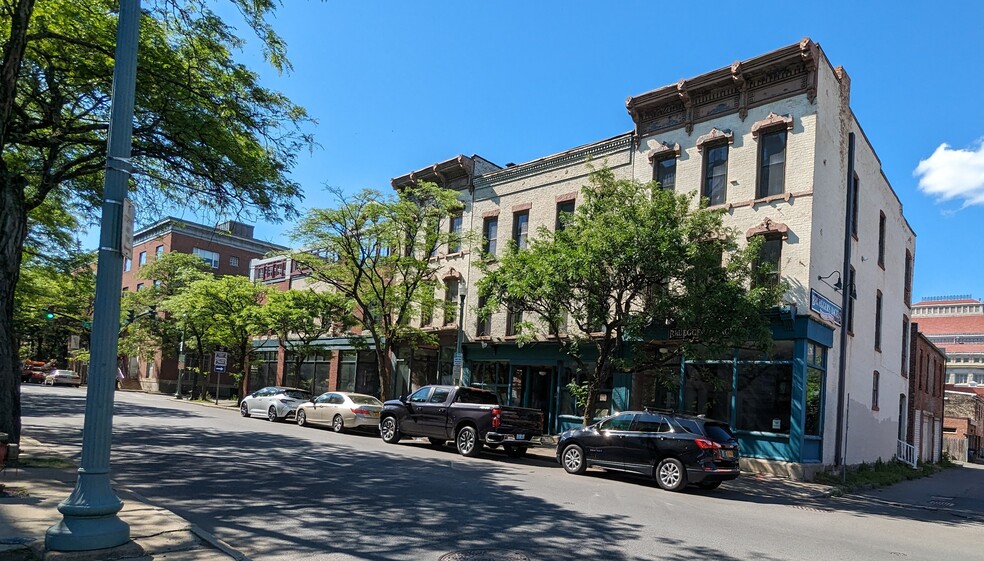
top-left (92, 1), bottom-right (984, 302)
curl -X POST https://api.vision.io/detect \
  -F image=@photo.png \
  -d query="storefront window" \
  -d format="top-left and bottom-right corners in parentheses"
top-left (471, 362), bottom-right (510, 405)
top-left (337, 351), bottom-right (357, 392)
top-left (684, 363), bottom-right (732, 421)
top-left (805, 342), bottom-right (826, 436)
top-left (249, 350), bottom-right (279, 394)
top-left (736, 363), bottom-right (792, 434)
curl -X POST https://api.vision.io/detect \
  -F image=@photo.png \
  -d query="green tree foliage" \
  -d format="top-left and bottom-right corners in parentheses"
top-left (13, 252), bottom-right (96, 363)
top-left (0, 0), bottom-right (312, 442)
top-left (292, 183), bottom-right (464, 398)
top-left (256, 288), bottom-right (355, 393)
top-left (478, 167), bottom-right (785, 425)
top-left (163, 275), bottom-right (267, 398)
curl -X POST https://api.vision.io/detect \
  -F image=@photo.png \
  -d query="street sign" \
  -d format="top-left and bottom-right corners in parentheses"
top-left (177, 353), bottom-right (186, 370)
top-left (213, 351), bottom-right (228, 374)
top-left (121, 198), bottom-right (135, 260)
top-left (453, 352), bottom-right (463, 366)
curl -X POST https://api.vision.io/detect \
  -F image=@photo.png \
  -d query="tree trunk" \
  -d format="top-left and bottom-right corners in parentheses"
top-left (0, 177), bottom-right (30, 445)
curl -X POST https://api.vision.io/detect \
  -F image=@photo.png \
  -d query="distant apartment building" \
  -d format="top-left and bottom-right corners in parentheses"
top-left (912, 295), bottom-right (984, 386)
top-left (122, 217), bottom-right (286, 395)
top-left (906, 326), bottom-right (945, 463)
top-left (390, 38), bottom-right (914, 476)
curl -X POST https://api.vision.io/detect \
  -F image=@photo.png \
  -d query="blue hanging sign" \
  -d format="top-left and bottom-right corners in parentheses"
top-left (810, 289), bottom-right (842, 326)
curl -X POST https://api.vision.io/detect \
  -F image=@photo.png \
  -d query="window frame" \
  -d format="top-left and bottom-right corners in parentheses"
top-left (701, 143), bottom-right (729, 206)
top-left (653, 156), bottom-right (677, 191)
top-left (512, 210), bottom-right (529, 250)
top-left (555, 200), bottom-right (575, 231)
top-left (756, 128), bottom-right (788, 199)
top-left (449, 213), bottom-right (463, 254)
top-left (482, 216), bottom-right (498, 257)
top-left (872, 370), bottom-right (880, 411)
top-left (877, 211), bottom-right (886, 269)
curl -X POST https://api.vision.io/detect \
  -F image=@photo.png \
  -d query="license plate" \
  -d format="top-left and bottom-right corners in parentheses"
top-left (722, 450), bottom-right (736, 459)
top-left (371, 411), bottom-right (379, 417)
top-left (516, 434), bottom-right (525, 440)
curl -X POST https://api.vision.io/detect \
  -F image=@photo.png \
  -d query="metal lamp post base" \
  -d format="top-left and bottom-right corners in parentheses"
top-left (45, 469), bottom-right (130, 551)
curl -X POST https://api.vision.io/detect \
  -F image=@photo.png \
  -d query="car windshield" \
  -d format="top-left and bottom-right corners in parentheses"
top-left (283, 390), bottom-right (310, 400)
top-left (350, 395), bottom-right (381, 406)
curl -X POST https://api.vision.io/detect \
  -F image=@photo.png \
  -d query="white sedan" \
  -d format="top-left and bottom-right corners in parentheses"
top-left (44, 369), bottom-right (81, 387)
top-left (240, 387), bottom-right (311, 422)
top-left (296, 392), bottom-right (383, 433)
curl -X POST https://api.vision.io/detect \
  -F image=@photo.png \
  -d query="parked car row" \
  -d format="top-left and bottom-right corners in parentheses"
top-left (238, 385), bottom-right (741, 492)
top-left (21, 365), bottom-right (82, 388)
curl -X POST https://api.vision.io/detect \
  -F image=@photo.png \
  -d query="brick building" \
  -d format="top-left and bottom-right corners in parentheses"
top-left (911, 295), bottom-right (984, 387)
top-left (261, 39), bottom-right (915, 476)
top-left (906, 326), bottom-right (945, 463)
top-left (122, 217), bottom-right (286, 394)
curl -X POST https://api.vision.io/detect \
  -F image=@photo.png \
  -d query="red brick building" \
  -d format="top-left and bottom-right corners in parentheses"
top-left (122, 218), bottom-right (286, 395)
top-left (911, 295), bottom-right (984, 386)
top-left (906, 326), bottom-right (946, 463)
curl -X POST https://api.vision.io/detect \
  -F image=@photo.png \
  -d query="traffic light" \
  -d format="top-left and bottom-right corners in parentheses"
top-left (45, 306), bottom-right (55, 320)
top-left (127, 309), bottom-right (135, 323)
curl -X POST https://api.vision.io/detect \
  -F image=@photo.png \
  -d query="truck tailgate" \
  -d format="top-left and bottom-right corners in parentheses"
top-left (499, 406), bottom-right (543, 435)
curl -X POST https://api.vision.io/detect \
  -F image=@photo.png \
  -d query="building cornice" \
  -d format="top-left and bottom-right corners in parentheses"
top-left (134, 217), bottom-right (287, 255)
top-left (474, 133), bottom-right (633, 188)
top-left (626, 38), bottom-right (821, 141)
top-left (391, 155), bottom-right (477, 190)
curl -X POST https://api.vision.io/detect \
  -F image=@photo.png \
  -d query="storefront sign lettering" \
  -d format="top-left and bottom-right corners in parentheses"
top-left (810, 289), bottom-right (842, 326)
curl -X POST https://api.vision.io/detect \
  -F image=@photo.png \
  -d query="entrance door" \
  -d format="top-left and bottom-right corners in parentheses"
top-left (522, 366), bottom-right (554, 431)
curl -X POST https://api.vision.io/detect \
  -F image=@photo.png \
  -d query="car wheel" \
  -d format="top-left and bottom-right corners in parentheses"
top-left (240, 402), bottom-right (249, 417)
top-left (267, 406), bottom-right (279, 422)
top-left (561, 444), bottom-right (587, 475)
top-left (296, 410), bottom-right (307, 427)
top-left (505, 445), bottom-right (527, 459)
top-left (456, 426), bottom-right (480, 457)
top-left (380, 416), bottom-right (401, 444)
top-left (656, 458), bottom-right (688, 492)
top-left (697, 480), bottom-right (722, 490)
top-left (332, 415), bottom-right (345, 433)
top-left (427, 437), bottom-right (446, 447)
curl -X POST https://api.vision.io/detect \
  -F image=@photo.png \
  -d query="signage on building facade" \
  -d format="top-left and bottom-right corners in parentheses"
top-left (810, 289), bottom-right (842, 326)
top-left (668, 328), bottom-right (702, 341)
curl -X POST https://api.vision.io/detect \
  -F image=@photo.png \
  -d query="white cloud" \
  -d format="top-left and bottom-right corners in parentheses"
top-left (914, 139), bottom-right (984, 208)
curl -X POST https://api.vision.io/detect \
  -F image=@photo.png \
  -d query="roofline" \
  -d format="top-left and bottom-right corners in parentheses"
top-left (134, 216), bottom-right (288, 254)
top-left (474, 132), bottom-right (633, 187)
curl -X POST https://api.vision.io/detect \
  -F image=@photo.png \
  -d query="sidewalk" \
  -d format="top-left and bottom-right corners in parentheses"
top-left (0, 437), bottom-right (247, 561)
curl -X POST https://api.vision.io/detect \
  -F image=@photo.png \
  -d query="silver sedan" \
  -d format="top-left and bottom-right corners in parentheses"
top-left (44, 369), bottom-right (81, 388)
top-left (296, 392), bottom-right (383, 433)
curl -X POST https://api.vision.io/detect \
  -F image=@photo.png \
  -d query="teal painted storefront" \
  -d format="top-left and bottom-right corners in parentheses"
top-left (458, 315), bottom-right (834, 465)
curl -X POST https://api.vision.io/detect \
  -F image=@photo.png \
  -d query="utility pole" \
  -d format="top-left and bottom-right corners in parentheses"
top-left (46, 0), bottom-right (140, 551)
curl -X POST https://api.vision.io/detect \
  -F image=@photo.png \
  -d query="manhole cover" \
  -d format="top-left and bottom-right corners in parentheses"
top-left (439, 550), bottom-right (531, 561)
top-left (928, 496), bottom-right (955, 507)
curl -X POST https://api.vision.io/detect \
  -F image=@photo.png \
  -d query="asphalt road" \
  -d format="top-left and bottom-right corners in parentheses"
top-left (20, 385), bottom-right (983, 561)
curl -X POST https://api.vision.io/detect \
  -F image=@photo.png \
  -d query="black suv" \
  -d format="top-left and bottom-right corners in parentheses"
top-left (556, 409), bottom-right (740, 491)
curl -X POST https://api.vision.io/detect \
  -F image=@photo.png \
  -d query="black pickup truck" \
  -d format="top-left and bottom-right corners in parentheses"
top-left (379, 385), bottom-right (544, 458)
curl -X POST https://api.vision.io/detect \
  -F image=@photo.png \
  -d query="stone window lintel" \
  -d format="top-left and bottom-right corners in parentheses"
top-left (646, 141), bottom-right (681, 162)
top-left (745, 217), bottom-right (789, 240)
top-left (695, 128), bottom-right (734, 152)
top-left (751, 112), bottom-right (794, 138)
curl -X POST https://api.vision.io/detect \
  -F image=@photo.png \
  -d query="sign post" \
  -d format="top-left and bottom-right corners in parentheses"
top-left (213, 350), bottom-right (228, 405)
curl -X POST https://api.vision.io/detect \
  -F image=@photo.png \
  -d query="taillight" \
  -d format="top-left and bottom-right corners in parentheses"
top-left (694, 437), bottom-right (721, 450)
top-left (491, 407), bottom-right (501, 429)
top-left (352, 408), bottom-right (370, 415)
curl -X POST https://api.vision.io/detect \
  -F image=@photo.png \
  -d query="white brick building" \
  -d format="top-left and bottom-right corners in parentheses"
top-left (391, 38), bottom-right (914, 476)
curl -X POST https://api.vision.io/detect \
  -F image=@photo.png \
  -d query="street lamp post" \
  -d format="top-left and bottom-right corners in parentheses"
top-left (174, 325), bottom-right (185, 399)
top-left (46, 0), bottom-right (140, 551)
top-left (453, 285), bottom-right (467, 385)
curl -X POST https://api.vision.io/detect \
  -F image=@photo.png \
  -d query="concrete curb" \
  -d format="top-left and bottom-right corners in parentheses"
top-left (189, 525), bottom-right (252, 561)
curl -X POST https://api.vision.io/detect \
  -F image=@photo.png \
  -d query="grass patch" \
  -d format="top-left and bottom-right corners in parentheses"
top-left (815, 455), bottom-right (957, 493)
top-left (13, 456), bottom-right (76, 469)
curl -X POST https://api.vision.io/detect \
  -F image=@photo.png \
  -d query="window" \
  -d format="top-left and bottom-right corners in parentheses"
top-left (229, 256), bottom-right (240, 267)
top-left (513, 211), bottom-right (529, 250)
top-left (153, 280), bottom-right (161, 289)
top-left (737, 363), bottom-right (792, 434)
top-left (482, 217), bottom-right (498, 257)
top-left (752, 238), bottom-right (782, 289)
top-left (444, 279), bottom-right (459, 326)
top-left (598, 414), bottom-right (634, 431)
top-left (874, 290), bottom-right (883, 351)
top-left (654, 157), bottom-right (676, 191)
top-left (757, 129), bottom-right (787, 198)
top-left (904, 249), bottom-right (913, 306)
top-left (805, 343), bottom-right (825, 437)
top-left (872, 370), bottom-right (880, 411)
top-left (702, 144), bottom-right (729, 206)
top-left (408, 387), bottom-right (431, 403)
top-left (449, 214), bottom-right (463, 253)
top-left (193, 247), bottom-right (220, 269)
top-left (847, 266), bottom-right (856, 334)
top-left (506, 307), bottom-right (523, 336)
top-left (556, 200), bottom-right (575, 231)
top-left (155, 245), bottom-right (164, 258)
top-left (901, 316), bottom-right (910, 377)
top-left (124, 258), bottom-right (132, 272)
top-left (476, 295), bottom-right (491, 337)
top-left (135, 283), bottom-right (144, 291)
top-left (851, 174), bottom-right (860, 238)
top-left (877, 211), bottom-right (886, 269)
top-left (429, 388), bottom-right (451, 403)
top-left (138, 251), bottom-right (147, 266)
top-left (632, 413), bottom-right (670, 433)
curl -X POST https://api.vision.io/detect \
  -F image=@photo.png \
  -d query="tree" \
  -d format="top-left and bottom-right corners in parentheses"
top-left (163, 275), bottom-right (267, 399)
top-left (291, 183), bottom-right (464, 398)
top-left (478, 167), bottom-right (784, 426)
top-left (256, 288), bottom-right (355, 394)
top-left (0, 0), bottom-right (312, 443)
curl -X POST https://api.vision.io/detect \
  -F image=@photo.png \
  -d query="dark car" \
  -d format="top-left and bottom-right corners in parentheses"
top-left (556, 409), bottom-right (740, 491)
